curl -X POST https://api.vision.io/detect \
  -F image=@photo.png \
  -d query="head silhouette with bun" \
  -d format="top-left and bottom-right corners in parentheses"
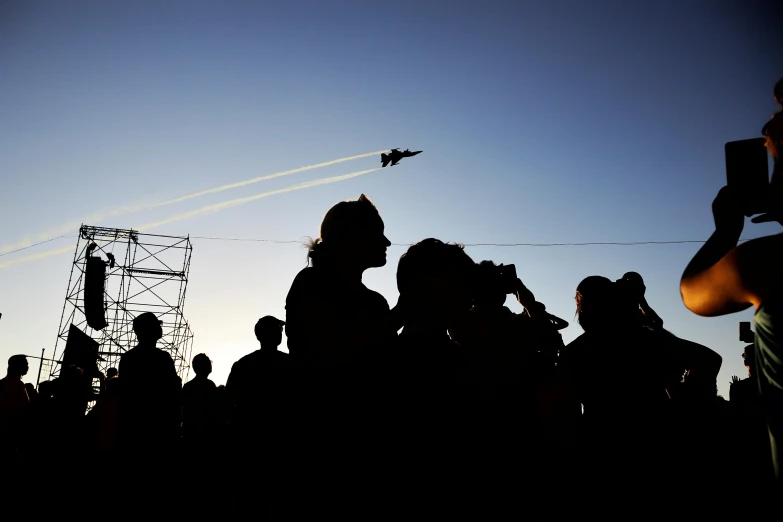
top-left (307, 194), bottom-right (391, 279)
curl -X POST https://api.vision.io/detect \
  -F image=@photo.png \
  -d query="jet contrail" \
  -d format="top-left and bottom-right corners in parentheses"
top-left (0, 167), bottom-right (382, 269)
top-left (134, 168), bottom-right (381, 231)
top-left (0, 246), bottom-right (74, 269)
top-left (150, 150), bottom-right (387, 207)
top-left (0, 150), bottom-right (387, 255)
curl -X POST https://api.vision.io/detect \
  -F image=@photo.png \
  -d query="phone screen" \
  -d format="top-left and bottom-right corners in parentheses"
top-left (725, 138), bottom-right (770, 216)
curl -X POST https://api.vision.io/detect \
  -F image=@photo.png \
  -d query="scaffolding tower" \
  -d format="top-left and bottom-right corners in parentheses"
top-left (50, 225), bottom-right (195, 383)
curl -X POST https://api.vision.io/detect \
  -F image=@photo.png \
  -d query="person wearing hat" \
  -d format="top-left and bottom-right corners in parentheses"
top-left (225, 315), bottom-right (288, 517)
top-left (117, 312), bottom-right (181, 512)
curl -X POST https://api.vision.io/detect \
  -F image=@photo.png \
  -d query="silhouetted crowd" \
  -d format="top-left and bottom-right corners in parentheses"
top-left (2, 80), bottom-right (783, 519)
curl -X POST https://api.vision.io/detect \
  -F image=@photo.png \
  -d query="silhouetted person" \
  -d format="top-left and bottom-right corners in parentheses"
top-left (25, 380), bottom-right (55, 471)
top-left (106, 367), bottom-right (118, 380)
top-left (619, 271), bottom-right (722, 401)
top-left (226, 316), bottom-right (287, 437)
top-left (226, 316), bottom-right (288, 518)
top-left (0, 355), bottom-right (31, 501)
top-left (90, 373), bottom-right (120, 457)
top-left (448, 259), bottom-right (565, 514)
top-left (286, 194), bottom-right (402, 366)
top-left (680, 179), bottom-right (783, 485)
top-left (392, 239), bottom-right (479, 518)
top-left (118, 312), bottom-right (181, 513)
top-left (563, 275), bottom-right (698, 514)
top-left (730, 345), bottom-right (774, 486)
top-left (181, 353), bottom-right (218, 444)
top-left (731, 344), bottom-right (760, 404)
top-left (180, 353), bottom-right (220, 516)
top-left (0, 355), bottom-right (30, 457)
top-left (284, 194), bottom-right (403, 518)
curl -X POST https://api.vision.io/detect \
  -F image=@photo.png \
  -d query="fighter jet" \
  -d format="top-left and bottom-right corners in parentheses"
top-left (381, 148), bottom-right (422, 167)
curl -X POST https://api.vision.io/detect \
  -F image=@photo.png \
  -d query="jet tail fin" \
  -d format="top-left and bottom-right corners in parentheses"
top-left (381, 153), bottom-right (390, 167)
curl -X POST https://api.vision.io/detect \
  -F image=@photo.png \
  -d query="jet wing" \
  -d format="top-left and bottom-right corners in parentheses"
top-left (381, 153), bottom-right (391, 168)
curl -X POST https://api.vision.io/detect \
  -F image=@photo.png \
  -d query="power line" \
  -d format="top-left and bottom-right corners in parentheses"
top-left (192, 236), bottom-right (748, 247)
top-left (190, 236), bottom-right (301, 244)
top-left (0, 233), bottom-right (752, 260)
top-left (455, 240), bottom-right (729, 247)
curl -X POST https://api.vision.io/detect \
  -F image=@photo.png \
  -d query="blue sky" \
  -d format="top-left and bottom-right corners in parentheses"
top-left (1, 1), bottom-right (782, 396)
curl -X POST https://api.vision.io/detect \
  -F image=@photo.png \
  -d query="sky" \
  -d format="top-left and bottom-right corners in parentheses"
top-left (1, 0), bottom-right (782, 398)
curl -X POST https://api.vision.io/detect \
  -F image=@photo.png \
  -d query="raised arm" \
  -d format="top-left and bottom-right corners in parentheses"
top-left (680, 187), bottom-right (751, 316)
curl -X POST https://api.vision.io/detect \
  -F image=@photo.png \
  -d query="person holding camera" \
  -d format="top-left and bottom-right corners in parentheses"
top-left (560, 273), bottom-right (721, 512)
top-left (451, 260), bottom-right (567, 397)
top-left (680, 78), bottom-right (783, 483)
top-left (447, 260), bottom-right (568, 514)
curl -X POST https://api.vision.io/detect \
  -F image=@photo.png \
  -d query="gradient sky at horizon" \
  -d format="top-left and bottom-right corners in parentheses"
top-left (2, 1), bottom-right (783, 398)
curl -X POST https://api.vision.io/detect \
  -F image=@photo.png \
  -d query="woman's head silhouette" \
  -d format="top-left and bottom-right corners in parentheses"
top-left (307, 194), bottom-right (390, 275)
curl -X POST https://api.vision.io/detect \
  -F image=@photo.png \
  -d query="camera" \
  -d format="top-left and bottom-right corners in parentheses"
top-left (495, 263), bottom-right (517, 294)
top-left (473, 261), bottom-right (518, 307)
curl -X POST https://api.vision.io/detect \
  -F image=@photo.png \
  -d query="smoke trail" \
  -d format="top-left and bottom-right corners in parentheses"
top-left (150, 150), bottom-right (387, 207)
top-left (0, 150), bottom-right (387, 254)
top-left (0, 167), bottom-right (381, 269)
top-left (134, 168), bottom-right (381, 231)
top-left (0, 246), bottom-right (74, 269)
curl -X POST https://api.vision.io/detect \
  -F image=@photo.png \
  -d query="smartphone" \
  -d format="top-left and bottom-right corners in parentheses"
top-left (739, 321), bottom-right (754, 343)
top-left (725, 138), bottom-right (770, 216)
top-left (498, 264), bottom-right (517, 294)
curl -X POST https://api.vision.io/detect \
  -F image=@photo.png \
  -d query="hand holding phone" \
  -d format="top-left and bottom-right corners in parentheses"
top-left (725, 138), bottom-right (770, 217)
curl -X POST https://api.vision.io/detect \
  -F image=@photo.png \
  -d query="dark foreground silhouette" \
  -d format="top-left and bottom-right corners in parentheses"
top-left (3, 77), bottom-right (783, 518)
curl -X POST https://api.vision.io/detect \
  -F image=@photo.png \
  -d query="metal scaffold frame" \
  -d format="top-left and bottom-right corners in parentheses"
top-left (50, 225), bottom-right (195, 383)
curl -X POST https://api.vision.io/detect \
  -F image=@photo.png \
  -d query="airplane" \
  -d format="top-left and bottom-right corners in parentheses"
top-left (381, 148), bottom-right (422, 167)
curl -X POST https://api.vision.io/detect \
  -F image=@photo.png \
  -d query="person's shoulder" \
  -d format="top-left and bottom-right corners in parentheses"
top-left (236, 350), bottom-right (262, 366)
top-left (562, 332), bottom-right (594, 362)
top-left (565, 332), bottom-right (591, 349)
top-left (289, 266), bottom-right (321, 290)
top-left (363, 286), bottom-right (390, 311)
top-left (119, 347), bottom-right (140, 368)
top-left (758, 289), bottom-right (783, 315)
top-left (154, 347), bottom-right (174, 361)
top-left (272, 350), bottom-right (291, 362)
top-left (286, 266), bottom-right (325, 303)
top-left (231, 350), bottom-right (262, 374)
